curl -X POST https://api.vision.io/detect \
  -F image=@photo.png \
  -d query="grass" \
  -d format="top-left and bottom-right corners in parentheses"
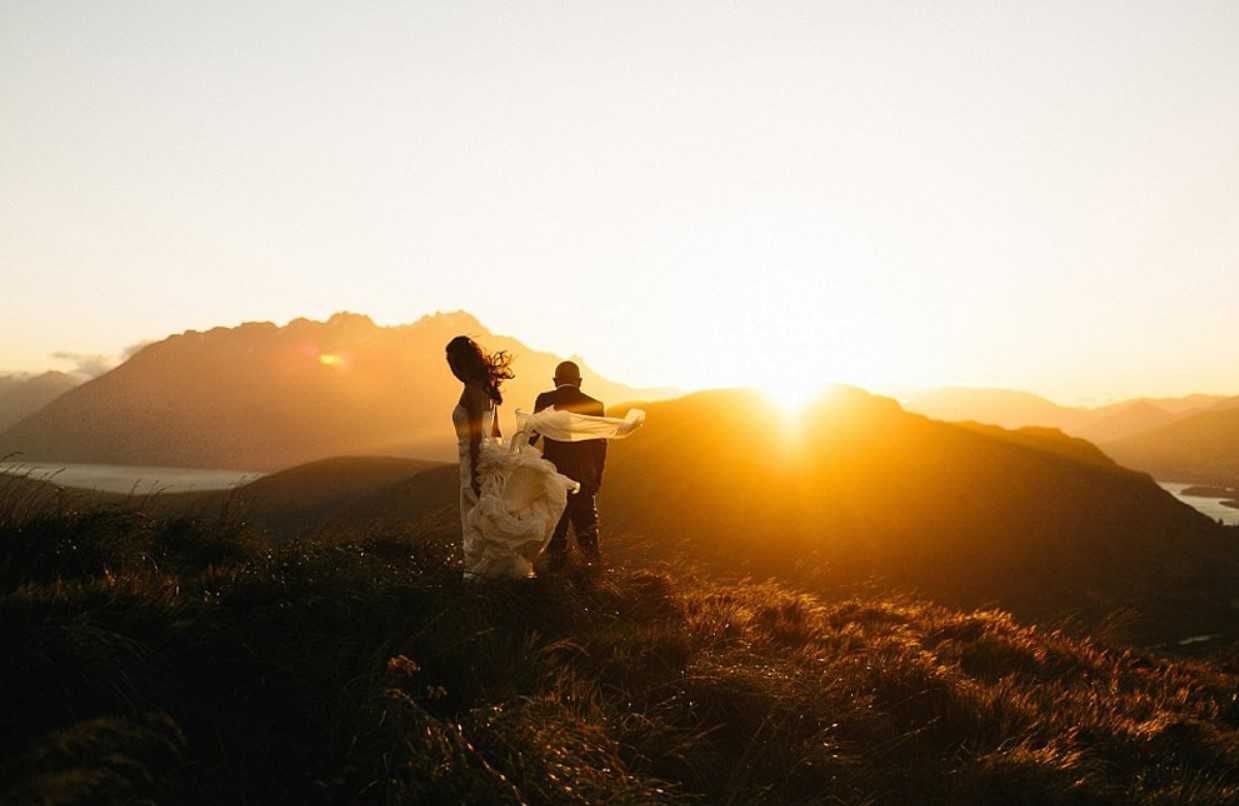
top-left (2, 489), bottom-right (1238, 804)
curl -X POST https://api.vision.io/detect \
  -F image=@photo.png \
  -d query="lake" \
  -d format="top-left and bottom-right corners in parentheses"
top-left (1159, 482), bottom-right (1239, 526)
top-left (1, 462), bottom-right (264, 494)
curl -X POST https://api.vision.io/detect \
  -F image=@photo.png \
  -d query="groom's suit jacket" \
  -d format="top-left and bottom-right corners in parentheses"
top-left (533, 385), bottom-right (607, 492)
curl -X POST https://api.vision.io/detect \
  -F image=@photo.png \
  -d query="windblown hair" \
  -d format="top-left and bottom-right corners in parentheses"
top-left (445, 336), bottom-right (515, 404)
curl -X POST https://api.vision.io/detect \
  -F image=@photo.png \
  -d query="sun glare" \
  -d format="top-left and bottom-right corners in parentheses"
top-left (761, 380), bottom-right (824, 420)
top-left (319, 353), bottom-right (343, 367)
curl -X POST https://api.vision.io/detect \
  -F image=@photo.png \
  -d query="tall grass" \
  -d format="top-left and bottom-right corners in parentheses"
top-left (1, 491), bottom-right (1237, 804)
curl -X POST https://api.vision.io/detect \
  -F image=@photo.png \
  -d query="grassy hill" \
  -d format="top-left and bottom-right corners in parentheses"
top-left (3, 499), bottom-right (1238, 805)
top-left (213, 456), bottom-right (450, 539)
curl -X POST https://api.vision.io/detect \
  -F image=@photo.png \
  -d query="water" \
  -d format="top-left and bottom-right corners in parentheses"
top-left (1159, 482), bottom-right (1239, 526)
top-left (1, 462), bottom-right (263, 494)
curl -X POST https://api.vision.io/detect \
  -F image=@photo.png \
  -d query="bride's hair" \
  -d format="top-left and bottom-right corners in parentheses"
top-left (445, 336), bottom-right (514, 404)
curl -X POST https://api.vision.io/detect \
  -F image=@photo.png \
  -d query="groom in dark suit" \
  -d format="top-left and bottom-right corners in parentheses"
top-left (534, 361), bottom-right (607, 568)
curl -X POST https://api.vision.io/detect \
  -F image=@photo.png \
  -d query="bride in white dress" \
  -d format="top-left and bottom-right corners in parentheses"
top-left (445, 336), bottom-right (644, 580)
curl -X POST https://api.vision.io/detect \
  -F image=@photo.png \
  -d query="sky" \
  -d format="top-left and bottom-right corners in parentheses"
top-left (3, 1), bottom-right (1238, 405)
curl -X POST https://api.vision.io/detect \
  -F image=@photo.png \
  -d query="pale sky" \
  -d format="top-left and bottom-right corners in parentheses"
top-left (3, 1), bottom-right (1237, 404)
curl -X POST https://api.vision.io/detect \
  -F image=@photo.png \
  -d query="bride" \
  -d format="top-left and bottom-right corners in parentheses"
top-left (444, 336), bottom-right (643, 580)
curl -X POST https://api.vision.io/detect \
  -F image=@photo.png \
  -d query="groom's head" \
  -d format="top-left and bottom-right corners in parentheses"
top-left (554, 361), bottom-right (582, 388)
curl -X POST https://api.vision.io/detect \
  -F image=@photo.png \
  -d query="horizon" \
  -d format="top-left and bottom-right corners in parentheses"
top-left (4, 306), bottom-right (1239, 410)
top-left (5, 3), bottom-right (1239, 404)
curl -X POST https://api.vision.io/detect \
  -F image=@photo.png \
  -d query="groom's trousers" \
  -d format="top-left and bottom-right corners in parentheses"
top-left (547, 489), bottom-right (600, 561)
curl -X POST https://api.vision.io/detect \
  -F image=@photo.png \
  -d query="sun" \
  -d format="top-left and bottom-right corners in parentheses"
top-left (318, 353), bottom-right (344, 367)
top-left (760, 379), bottom-right (826, 419)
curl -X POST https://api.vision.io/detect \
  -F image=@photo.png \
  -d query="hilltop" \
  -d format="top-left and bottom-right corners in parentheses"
top-left (2, 497), bottom-right (1237, 805)
top-left (0, 312), bottom-right (665, 471)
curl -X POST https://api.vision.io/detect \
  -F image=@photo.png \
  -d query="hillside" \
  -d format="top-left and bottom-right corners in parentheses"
top-left (0, 312), bottom-right (662, 471)
top-left (954, 421), bottom-right (1117, 468)
top-left (220, 456), bottom-right (456, 540)
top-left (1104, 408), bottom-right (1239, 486)
top-left (0, 371), bottom-right (80, 432)
top-left (597, 388), bottom-right (1236, 633)
top-left (130, 386), bottom-right (1239, 644)
top-left (3, 501), bottom-right (1238, 804)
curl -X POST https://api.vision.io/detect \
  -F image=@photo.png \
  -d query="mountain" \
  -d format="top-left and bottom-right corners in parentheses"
top-left (0, 372), bottom-right (80, 433)
top-left (0, 312), bottom-right (664, 471)
top-left (1074, 399), bottom-right (1179, 444)
top-left (904, 387), bottom-right (1089, 432)
top-left (1104, 408), bottom-right (1239, 486)
top-left (597, 388), bottom-right (1236, 628)
top-left (1135, 393), bottom-right (1233, 414)
top-left (904, 387), bottom-right (1236, 458)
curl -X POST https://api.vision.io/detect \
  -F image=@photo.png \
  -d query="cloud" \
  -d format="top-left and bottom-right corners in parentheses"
top-left (49, 340), bottom-right (156, 378)
top-left (51, 351), bottom-right (116, 379)
top-left (122, 340), bottom-right (154, 360)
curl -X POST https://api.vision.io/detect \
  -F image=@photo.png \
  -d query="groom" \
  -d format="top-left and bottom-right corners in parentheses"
top-left (534, 361), bottom-right (607, 568)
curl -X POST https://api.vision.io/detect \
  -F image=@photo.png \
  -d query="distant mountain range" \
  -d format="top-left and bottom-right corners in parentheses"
top-left (5, 322), bottom-right (1238, 488)
top-left (0, 312), bottom-right (669, 470)
top-left (0, 372), bottom-right (81, 433)
top-left (904, 386), bottom-right (1239, 483)
top-left (1104, 410), bottom-right (1239, 486)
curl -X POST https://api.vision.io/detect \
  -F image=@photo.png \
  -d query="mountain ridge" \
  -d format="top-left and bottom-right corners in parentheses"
top-left (1104, 407), bottom-right (1239, 486)
top-left (0, 312), bottom-right (668, 471)
top-left (904, 385), bottom-right (1239, 478)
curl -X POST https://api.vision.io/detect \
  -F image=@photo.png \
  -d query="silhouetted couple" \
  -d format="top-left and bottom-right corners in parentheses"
top-left (445, 336), bottom-right (644, 580)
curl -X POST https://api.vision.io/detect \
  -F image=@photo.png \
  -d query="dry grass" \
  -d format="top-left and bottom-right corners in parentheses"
top-left (1, 497), bottom-right (1237, 804)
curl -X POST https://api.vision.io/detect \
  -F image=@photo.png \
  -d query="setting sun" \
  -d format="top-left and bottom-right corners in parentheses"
top-left (761, 380), bottom-right (823, 419)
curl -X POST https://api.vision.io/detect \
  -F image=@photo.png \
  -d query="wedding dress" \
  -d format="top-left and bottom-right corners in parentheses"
top-left (452, 404), bottom-right (645, 579)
